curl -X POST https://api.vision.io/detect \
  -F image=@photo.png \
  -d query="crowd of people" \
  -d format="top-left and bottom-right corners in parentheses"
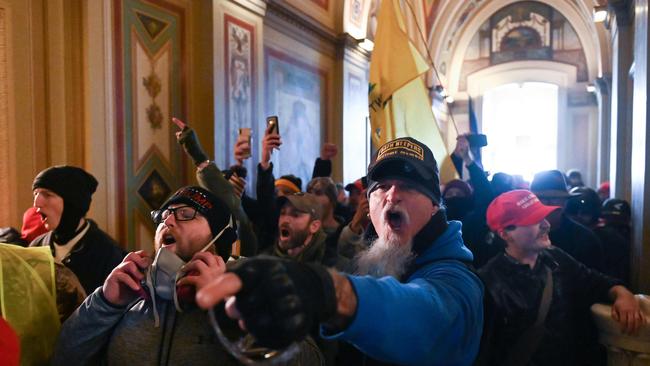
top-left (0, 118), bottom-right (645, 366)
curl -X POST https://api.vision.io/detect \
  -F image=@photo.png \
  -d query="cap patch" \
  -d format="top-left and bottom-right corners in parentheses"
top-left (176, 188), bottom-right (214, 210)
top-left (376, 138), bottom-right (424, 162)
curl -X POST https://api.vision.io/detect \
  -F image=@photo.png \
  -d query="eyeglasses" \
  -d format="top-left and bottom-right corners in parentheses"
top-left (151, 206), bottom-right (199, 224)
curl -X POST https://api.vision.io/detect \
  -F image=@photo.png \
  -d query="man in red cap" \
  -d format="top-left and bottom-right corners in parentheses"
top-left (477, 190), bottom-right (644, 366)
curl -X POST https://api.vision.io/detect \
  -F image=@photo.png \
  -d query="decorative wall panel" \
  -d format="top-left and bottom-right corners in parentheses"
top-left (113, 0), bottom-right (187, 248)
top-left (265, 47), bottom-right (328, 188)
top-left (343, 0), bottom-right (371, 40)
top-left (284, 0), bottom-right (337, 31)
top-left (224, 14), bottom-right (256, 171)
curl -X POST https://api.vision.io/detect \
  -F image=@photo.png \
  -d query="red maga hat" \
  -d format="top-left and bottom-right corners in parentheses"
top-left (486, 190), bottom-right (561, 232)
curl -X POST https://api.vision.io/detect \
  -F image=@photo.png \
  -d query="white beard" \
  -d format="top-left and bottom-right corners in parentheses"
top-left (355, 235), bottom-right (415, 279)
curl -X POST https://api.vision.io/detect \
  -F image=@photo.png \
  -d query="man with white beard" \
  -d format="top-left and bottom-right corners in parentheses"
top-left (196, 137), bottom-right (484, 366)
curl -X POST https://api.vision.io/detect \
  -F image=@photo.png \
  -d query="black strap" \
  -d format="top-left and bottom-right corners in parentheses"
top-left (504, 265), bottom-right (554, 366)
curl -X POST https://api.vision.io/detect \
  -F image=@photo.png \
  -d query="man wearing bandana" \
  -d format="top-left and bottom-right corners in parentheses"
top-left (197, 137), bottom-right (484, 366)
top-left (52, 186), bottom-right (323, 365)
top-left (30, 165), bottom-right (125, 294)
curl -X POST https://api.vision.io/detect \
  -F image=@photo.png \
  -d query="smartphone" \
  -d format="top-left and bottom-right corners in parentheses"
top-left (266, 116), bottom-right (279, 135)
top-left (466, 134), bottom-right (488, 148)
top-left (238, 128), bottom-right (252, 159)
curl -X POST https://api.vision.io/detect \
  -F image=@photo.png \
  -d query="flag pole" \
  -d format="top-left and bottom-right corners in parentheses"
top-left (402, 0), bottom-right (460, 137)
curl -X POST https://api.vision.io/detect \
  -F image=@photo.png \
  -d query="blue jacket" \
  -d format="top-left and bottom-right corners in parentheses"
top-left (324, 221), bottom-right (484, 365)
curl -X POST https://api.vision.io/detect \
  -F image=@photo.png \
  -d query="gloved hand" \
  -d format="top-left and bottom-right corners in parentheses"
top-left (177, 126), bottom-right (209, 166)
top-left (230, 256), bottom-right (337, 349)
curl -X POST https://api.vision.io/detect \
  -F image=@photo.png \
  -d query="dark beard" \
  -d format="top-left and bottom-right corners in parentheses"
top-left (279, 227), bottom-right (310, 251)
top-left (354, 236), bottom-right (414, 279)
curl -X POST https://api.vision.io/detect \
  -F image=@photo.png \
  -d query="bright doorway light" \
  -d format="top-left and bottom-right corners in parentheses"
top-left (481, 82), bottom-right (559, 183)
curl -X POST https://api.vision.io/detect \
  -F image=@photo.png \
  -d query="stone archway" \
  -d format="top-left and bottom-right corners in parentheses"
top-left (427, 0), bottom-right (608, 94)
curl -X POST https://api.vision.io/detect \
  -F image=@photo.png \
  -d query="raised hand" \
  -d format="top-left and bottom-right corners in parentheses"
top-left (229, 173), bottom-right (246, 198)
top-left (234, 137), bottom-right (251, 165)
top-left (172, 117), bottom-right (187, 139)
top-left (320, 143), bottom-right (338, 161)
top-left (102, 251), bottom-right (152, 306)
top-left (454, 135), bottom-right (472, 165)
top-left (349, 193), bottom-right (370, 235)
top-left (260, 132), bottom-right (282, 170)
top-left (171, 117), bottom-right (209, 166)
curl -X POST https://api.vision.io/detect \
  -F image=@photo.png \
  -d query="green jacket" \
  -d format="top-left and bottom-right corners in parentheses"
top-left (196, 162), bottom-right (258, 256)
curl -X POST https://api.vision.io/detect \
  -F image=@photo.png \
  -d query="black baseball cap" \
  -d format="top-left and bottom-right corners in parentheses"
top-left (367, 137), bottom-right (441, 204)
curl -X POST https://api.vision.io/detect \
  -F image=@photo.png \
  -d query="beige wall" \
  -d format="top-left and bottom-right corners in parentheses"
top-left (0, 0), bottom-right (85, 229)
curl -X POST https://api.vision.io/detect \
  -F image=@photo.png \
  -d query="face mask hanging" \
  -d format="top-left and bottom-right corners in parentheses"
top-left (144, 216), bottom-right (235, 327)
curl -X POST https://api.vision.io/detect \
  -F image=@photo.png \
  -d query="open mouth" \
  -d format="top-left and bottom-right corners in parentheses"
top-left (280, 227), bottom-right (291, 239)
top-left (163, 233), bottom-right (176, 245)
top-left (385, 210), bottom-right (404, 230)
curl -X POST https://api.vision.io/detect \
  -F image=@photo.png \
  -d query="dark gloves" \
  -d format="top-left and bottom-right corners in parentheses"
top-left (177, 127), bottom-right (209, 166)
top-left (231, 256), bottom-right (337, 349)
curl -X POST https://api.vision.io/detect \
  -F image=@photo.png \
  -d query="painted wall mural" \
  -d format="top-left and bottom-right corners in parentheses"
top-left (344, 0), bottom-right (371, 40)
top-left (265, 48), bottom-right (327, 188)
top-left (224, 14), bottom-right (256, 173)
top-left (459, 1), bottom-right (589, 91)
top-left (114, 0), bottom-right (187, 249)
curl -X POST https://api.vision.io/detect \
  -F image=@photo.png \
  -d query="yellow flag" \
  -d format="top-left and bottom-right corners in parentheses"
top-left (369, 0), bottom-right (457, 182)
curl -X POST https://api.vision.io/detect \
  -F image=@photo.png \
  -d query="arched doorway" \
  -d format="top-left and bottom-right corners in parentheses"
top-left (482, 82), bottom-right (559, 181)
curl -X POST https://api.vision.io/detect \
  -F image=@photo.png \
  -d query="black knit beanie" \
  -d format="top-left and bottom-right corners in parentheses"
top-left (32, 166), bottom-right (98, 243)
top-left (158, 186), bottom-right (238, 260)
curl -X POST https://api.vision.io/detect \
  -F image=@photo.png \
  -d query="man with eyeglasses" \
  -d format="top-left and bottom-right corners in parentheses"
top-left (52, 186), bottom-right (243, 365)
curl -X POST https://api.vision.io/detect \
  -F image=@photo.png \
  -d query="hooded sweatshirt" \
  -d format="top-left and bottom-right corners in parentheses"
top-left (323, 220), bottom-right (484, 366)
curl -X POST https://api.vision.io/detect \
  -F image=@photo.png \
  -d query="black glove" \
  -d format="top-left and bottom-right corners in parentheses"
top-left (177, 127), bottom-right (209, 166)
top-left (231, 256), bottom-right (337, 349)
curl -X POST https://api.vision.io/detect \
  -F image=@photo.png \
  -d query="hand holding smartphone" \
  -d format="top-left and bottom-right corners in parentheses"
top-left (266, 116), bottom-right (279, 135)
top-left (237, 128), bottom-right (252, 160)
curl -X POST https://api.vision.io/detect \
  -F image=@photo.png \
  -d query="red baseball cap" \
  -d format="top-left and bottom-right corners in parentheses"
top-left (486, 190), bottom-right (561, 232)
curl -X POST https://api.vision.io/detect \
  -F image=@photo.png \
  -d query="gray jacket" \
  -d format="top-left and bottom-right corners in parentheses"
top-left (53, 289), bottom-right (324, 365)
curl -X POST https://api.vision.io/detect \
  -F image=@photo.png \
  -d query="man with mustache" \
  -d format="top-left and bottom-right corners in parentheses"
top-left (477, 190), bottom-right (644, 366)
top-left (268, 192), bottom-right (334, 265)
top-left (196, 137), bottom-right (484, 366)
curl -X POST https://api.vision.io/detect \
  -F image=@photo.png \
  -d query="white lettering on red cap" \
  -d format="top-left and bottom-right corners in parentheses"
top-left (516, 193), bottom-right (539, 209)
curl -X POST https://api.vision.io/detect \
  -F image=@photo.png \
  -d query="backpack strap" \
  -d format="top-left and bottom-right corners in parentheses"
top-left (504, 265), bottom-right (554, 366)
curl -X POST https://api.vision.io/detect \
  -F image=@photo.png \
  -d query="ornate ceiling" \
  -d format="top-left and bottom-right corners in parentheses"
top-left (418, 0), bottom-right (610, 93)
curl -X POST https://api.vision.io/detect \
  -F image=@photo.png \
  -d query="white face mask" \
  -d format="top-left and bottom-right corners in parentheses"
top-left (144, 216), bottom-right (235, 326)
top-left (149, 246), bottom-right (185, 301)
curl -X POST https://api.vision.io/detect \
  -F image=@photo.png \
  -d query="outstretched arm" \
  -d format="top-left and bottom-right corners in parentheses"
top-left (196, 258), bottom-right (483, 365)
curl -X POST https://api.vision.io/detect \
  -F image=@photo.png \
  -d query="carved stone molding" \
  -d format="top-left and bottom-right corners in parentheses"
top-left (229, 0), bottom-right (266, 17)
top-left (264, 1), bottom-right (338, 54)
top-left (341, 32), bottom-right (370, 61)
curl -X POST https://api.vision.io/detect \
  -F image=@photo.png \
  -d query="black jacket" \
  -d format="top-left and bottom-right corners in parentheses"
top-left (461, 162), bottom-right (503, 268)
top-left (477, 247), bottom-right (620, 366)
top-left (550, 214), bottom-right (605, 271)
top-left (30, 219), bottom-right (125, 294)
